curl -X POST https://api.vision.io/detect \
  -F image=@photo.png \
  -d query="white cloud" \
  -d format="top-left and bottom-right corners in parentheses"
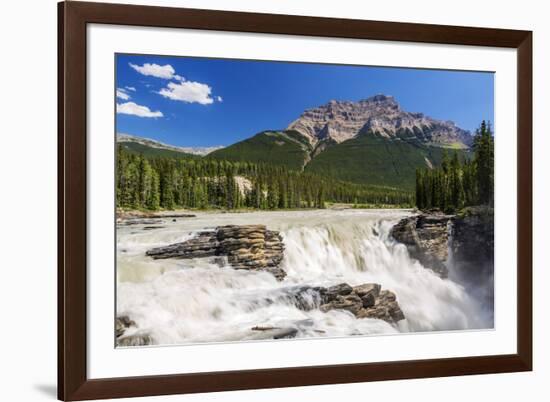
top-left (116, 88), bottom-right (131, 100)
top-left (158, 81), bottom-right (214, 105)
top-left (116, 102), bottom-right (163, 118)
top-left (125, 86), bottom-right (136, 92)
top-left (129, 63), bottom-right (176, 79)
top-left (217, 96), bottom-right (223, 102)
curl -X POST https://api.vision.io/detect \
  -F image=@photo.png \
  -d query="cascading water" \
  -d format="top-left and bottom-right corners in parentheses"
top-left (117, 209), bottom-right (493, 346)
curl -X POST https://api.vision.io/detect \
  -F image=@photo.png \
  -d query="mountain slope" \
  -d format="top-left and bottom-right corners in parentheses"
top-left (208, 130), bottom-right (313, 170)
top-left (305, 130), bottom-right (469, 190)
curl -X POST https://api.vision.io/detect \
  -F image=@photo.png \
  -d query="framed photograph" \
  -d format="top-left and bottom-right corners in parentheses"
top-left (58, 1), bottom-right (532, 400)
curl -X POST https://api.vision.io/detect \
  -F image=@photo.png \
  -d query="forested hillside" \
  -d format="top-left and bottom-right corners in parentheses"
top-left (116, 145), bottom-right (413, 211)
top-left (207, 128), bottom-right (469, 191)
top-left (305, 130), bottom-right (469, 190)
top-left (208, 130), bottom-right (312, 171)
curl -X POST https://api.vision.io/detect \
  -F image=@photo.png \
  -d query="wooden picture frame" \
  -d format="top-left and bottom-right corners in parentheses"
top-left (58, 1), bottom-right (532, 400)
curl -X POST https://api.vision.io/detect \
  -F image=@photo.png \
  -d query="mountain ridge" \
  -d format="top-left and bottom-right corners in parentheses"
top-left (287, 94), bottom-right (472, 149)
top-left (117, 133), bottom-right (224, 156)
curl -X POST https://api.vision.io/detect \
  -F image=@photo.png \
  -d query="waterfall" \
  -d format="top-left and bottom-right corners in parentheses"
top-left (117, 210), bottom-right (492, 346)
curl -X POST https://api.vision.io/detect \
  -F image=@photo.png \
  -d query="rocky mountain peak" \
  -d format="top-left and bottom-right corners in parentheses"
top-left (287, 95), bottom-right (472, 148)
top-left (360, 94), bottom-right (399, 106)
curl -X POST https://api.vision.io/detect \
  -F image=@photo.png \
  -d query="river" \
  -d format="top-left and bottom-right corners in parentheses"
top-left (116, 209), bottom-right (493, 346)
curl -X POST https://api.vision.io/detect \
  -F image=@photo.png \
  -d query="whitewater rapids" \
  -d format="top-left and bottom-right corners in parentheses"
top-left (116, 209), bottom-right (493, 346)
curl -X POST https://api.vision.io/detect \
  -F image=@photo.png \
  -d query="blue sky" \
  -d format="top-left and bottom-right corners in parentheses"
top-left (116, 54), bottom-right (494, 147)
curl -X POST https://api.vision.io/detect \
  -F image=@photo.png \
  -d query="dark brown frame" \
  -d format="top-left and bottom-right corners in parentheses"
top-left (58, 1), bottom-right (532, 400)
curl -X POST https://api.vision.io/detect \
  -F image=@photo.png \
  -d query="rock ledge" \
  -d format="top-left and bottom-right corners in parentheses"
top-left (146, 224), bottom-right (286, 280)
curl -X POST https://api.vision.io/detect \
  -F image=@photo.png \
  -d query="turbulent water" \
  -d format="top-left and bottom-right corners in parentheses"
top-left (116, 209), bottom-right (493, 346)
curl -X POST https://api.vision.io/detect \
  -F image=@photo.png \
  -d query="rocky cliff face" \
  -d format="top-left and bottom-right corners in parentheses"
top-left (391, 211), bottom-right (453, 277)
top-left (287, 94), bottom-right (472, 148)
top-left (391, 207), bottom-right (494, 280)
top-left (451, 206), bottom-right (494, 280)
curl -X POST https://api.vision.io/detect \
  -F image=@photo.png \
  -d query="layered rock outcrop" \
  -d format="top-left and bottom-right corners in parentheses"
top-left (146, 224), bottom-right (286, 280)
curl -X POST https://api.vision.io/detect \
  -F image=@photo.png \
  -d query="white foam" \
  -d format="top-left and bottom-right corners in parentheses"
top-left (117, 210), bottom-right (492, 345)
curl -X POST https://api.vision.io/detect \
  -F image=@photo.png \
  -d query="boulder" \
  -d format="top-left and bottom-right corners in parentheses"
top-left (273, 282), bottom-right (405, 325)
top-left (322, 283), bottom-right (353, 300)
top-left (320, 293), bottom-right (363, 315)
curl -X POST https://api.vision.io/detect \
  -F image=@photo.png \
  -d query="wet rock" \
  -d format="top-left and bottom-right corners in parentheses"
top-left (250, 326), bottom-right (298, 340)
top-left (276, 286), bottom-right (324, 310)
top-left (353, 283), bottom-right (381, 308)
top-left (115, 315), bottom-right (135, 337)
top-left (391, 212), bottom-right (453, 277)
top-left (115, 315), bottom-right (154, 347)
top-left (116, 333), bottom-right (154, 347)
top-left (278, 282), bottom-right (405, 325)
top-left (146, 225), bottom-right (286, 280)
top-left (321, 293), bottom-right (363, 315)
top-left (320, 284), bottom-right (403, 324)
top-left (264, 266), bottom-right (287, 281)
top-left (355, 290), bottom-right (405, 322)
top-left (322, 283), bottom-right (353, 301)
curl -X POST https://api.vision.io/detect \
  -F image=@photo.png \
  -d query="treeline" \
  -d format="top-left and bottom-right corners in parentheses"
top-left (116, 145), bottom-right (413, 211)
top-left (415, 121), bottom-right (494, 211)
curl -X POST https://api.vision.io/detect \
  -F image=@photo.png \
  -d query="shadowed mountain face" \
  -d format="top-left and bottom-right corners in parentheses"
top-left (209, 95), bottom-right (472, 190)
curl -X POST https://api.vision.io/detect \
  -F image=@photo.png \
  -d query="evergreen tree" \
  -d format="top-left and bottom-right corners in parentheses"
top-left (148, 171), bottom-right (160, 210)
top-left (414, 121), bottom-right (493, 211)
top-left (449, 151), bottom-right (464, 210)
top-left (473, 120), bottom-right (494, 205)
